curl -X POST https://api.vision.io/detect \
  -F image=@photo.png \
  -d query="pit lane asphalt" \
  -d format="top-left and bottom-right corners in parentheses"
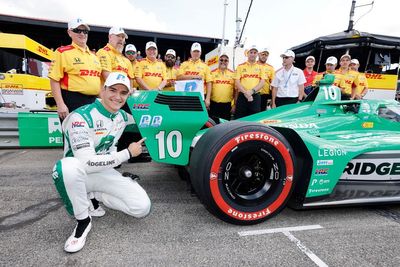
top-left (1, 149), bottom-right (400, 266)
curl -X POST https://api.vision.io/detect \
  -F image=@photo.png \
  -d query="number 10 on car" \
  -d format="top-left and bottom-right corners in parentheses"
top-left (155, 130), bottom-right (183, 159)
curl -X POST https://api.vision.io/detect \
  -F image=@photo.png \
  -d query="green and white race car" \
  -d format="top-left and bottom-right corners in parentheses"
top-left (128, 75), bottom-right (400, 225)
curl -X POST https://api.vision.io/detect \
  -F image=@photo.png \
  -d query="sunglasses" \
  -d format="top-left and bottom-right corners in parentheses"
top-left (219, 59), bottom-right (228, 62)
top-left (72, 28), bottom-right (89, 34)
top-left (283, 56), bottom-right (290, 59)
top-left (126, 51), bottom-right (136, 55)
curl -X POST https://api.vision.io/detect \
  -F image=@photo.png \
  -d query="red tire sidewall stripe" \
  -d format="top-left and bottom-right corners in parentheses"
top-left (209, 131), bottom-right (294, 221)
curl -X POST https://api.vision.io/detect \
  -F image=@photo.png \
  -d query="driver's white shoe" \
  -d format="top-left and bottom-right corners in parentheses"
top-left (64, 221), bottom-right (92, 253)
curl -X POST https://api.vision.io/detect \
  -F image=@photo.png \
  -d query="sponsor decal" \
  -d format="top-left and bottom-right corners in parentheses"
top-left (95, 131), bottom-right (105, 135)
top-left (73, 57), bottom-right (82, 64)
top-left (184, 81), bottom-right (198, 92)
top-left (79, 69), bottom-right (101, 77)
top-left (210, 172), bottom-right (217, 180)
top-left (343, 162), bottom-right (400, 176)
top-left (48, 118), bottom-right (62, 144)
top-left (332, 189), bottom-right (400, 199)
top-left (132, 103), bottom-right (150, 110)
top-left (86, 160), bottom-right (115, 167)
top-left (227, 208), bottom-right (271, 220)
top-left (139, 115), bottom-right (151, 127)
top-left (71, 136), bottom-right (89, 143)
top-left (365, 73), bottom-right (383, 80)
top-left (96, 120), bottom-right (104, 128)
top-left (73, 143), bottom-right (90, 150)
top-left (308, 188), bottom-right (330, 194)
top-left (315, 168), bottom-right (328, 176)
top-left (261, 119), bottom-right (282, 124)
top-left (71, 121), bottom-right (85, 128)
top-left (317, 159), bottom-right (334, 166)
top-left (151, 116), bottom-right (162, 127)
top-left (37, 45), bottom-right (49, 56)
top-left (52, 170), bottom-right (58, 180)
top-left (318, 146), bottom-right (347, 157)
top-left (281, 122), bottom-right (319, 129)
top-left (362, 122), bottom-right (374, 128)
top-left (234, 132), bottom-right (280, 146)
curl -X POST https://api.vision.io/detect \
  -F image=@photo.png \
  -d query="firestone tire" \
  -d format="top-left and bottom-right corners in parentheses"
top-left (190, 122), bottom-right (296, 225)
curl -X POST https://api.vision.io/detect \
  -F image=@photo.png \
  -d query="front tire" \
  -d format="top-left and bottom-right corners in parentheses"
top-left (190, 122), bottom-right (296, 225)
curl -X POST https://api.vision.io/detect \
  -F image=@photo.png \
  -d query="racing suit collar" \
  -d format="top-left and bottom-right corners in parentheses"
top-left (94, 99), bottom-right (119, 119)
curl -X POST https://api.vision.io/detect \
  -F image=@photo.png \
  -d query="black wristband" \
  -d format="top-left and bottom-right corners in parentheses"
top-left (127, 149), bottom-right (133, 158)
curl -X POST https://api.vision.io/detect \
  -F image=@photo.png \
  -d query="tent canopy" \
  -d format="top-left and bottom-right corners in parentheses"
top-left (290, 30), bottom-right (400, 73)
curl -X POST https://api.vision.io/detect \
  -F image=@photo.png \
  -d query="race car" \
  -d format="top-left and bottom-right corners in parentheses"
top-left (127, 75), bottom-right (400, 225)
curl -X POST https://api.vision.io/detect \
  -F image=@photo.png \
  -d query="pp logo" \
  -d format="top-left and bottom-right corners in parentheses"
top-left (184, 82), bottom-right (197, 92)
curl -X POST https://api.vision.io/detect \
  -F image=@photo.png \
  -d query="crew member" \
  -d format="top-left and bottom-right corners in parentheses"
top-left (257, 47), bottom-right (275, 111)
top-left (48, 18), bottom-right (101, 120)
top-left (207, 53), bottom-right (235, 121)
top-left (337, 54), bottom-right (358, 100)
top-left (312, 56), bottom-right (343, 87)
top-left (234, 45), bottom-right (266, 118)
top-left (303, 55), bottom-right (318, 95)
top-left (135, 41), bottom-right (167, 90)
top-left (271, 50), bottom-right (306, 108)
top-left (350, 58), bottom-right (368, 99)
top-left (52, 72), bottom-right (151, 253)
top-left (96, 26), bottom-right (134, 84)
top-left (164, 49), bottom-right (179, 91)
top-left (176, 42), bottom-right (212, 107)
top-left (124, 44), bottom-right (139, 89)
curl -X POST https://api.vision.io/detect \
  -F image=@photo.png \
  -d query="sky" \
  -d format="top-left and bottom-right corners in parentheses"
top-left (2, 0), bottom-right (400, 68)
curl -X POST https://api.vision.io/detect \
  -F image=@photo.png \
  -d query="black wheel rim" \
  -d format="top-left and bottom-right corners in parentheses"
top-left (220, 141), bottom-right (285, 207)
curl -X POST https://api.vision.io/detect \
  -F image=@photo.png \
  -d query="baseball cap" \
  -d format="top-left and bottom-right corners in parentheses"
top-left (68, 18), bottom-right (90, 30)
top-left (340, 54), bottom-right (351, 60)
top-left (306, 55), bottom-right (315, 62)
top-left (247, 45), bottom-right (258, 52)
top-left (350, 59), bottom-right (360, 65)
top-left (146, 41), bottom-right (157, 50)
top-left (325, 56), bottom-right (338, 65)
top-left (220, 52), bottom-right (229, 58)
top-left (104, 72), bottom-right (131, 90)
top-left (191, 42), bottom-right (202, 52)
top-left (259, 47), bottom-right (269, 53)
top-left (280, 50), bottom-right (295, 58)
top-left (125, 44), bottom-right (137, 53)
top-left (109, 26), bottom-right (128, 39)
top-left (165, 49), bottom-right (176, 57)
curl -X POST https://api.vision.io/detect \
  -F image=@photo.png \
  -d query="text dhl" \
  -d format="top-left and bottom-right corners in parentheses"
top-left (37, 46), bottom-right (49, 56)
top-left (365, 73), bottom-right (383, 80)
top-left (144, 72), bottom-right (162, 77)
top-left (214, 80), bottom-right (232, 85)
top-left (242, 74), bottom-right (260, 78)
top-left (79, 69), bottom-right (101, 77)
top-left (184, 71), bottom-right (200, 76)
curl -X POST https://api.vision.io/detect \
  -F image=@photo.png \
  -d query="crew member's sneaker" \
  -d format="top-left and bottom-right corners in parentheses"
top-left (89, 204), bottom-right (106, 217)
top-left (64, 221), bottom-right (92, 253)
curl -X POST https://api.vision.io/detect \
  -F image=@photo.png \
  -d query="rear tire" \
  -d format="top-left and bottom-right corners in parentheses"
top-left (190, 122), bottom-right (296, 225)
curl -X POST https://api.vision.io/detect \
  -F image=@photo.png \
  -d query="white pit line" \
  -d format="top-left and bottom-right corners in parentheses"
top-left (238, 225), bottom-right (328, 267)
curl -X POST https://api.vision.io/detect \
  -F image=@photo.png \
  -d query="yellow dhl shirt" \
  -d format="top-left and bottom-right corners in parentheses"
top-left (177, 59), bottom-right (212, 82)
top-left (135, 58), bottom-right (167, 89)
top-left (354, 72), bottom-right (368, 94)
top-left (48, 42), bottom-right (101, 95)
top-left (164, 65), bottom-right (179, 91)
top-left (96, 44), bottom-right (134, 80)
top-left (312, 71), bottom-right (343, 87)
top-left (258, 62), bottom-right (275, 95)
top-left (234, 61), bottom-right (267, 91)
top-left (211, 68), bottom-right (235, 103)
top-left (337, 68), bottom-right (358, 95)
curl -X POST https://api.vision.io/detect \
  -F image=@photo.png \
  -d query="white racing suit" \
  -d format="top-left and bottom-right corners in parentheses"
top-left (52, 99), bottom-right (151, 220)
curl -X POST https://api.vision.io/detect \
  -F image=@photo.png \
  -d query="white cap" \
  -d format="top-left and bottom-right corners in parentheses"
top-left (350, 59), bottom-right (360, 65)
top-left (165, 49), bottom-right (176, 57)
top-left (306, 55), bottom-right (315, 62)
top-left (109, 26), bottom-right (128, 39)
top-left (259, 47), bottom-right (269, 53)
top-left (125, 44), bottom-right (137, 53)
top-left (104, 72), bottom-right (130, 90)
top-left (247, 45), bottom-right (258, 52)
top-left (146, 41), bottom-right (157, 50)
top-left (280, 50), bottom-right (295, 58)
top-left (68, 18), bottom-right (90, 30)
top-left (220, 52), bottom-right (229, 58)
top-left (340, 54), bottom-right (351, 60)
top-left (191, 42), bottom-right (202, 52)
top-left (325, 56), bottom-right (338, 65)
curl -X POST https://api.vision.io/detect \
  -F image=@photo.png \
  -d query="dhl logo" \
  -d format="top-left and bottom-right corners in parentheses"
top-left (80, 69), bottom-right (101, 77)
top-left (144, 72), bottom-right (162, 77)
top-left (215, 80), bottom-right (232, 85)
top-left (365, 73), bottom-right (383, 80)
top-left (184, 71), bottom-right (200, 75)
top-left (242, 74), bottom-right (260, 78)
top-left (1, 84), bottom-right (23, 89)
top-left (115, 66), bottom-right (128, 73)
top-left (37, 45), bottom-right (49, 56)
top-left (344, 80), bottom-right (353, 85)
top-left (207, 57), bottom-right (218, 66)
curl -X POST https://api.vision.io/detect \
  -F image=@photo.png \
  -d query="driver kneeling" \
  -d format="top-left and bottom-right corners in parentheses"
top-left (52, 72), bottom-right (151, 253)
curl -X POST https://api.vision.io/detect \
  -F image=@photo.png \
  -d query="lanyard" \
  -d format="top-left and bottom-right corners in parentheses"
top-left (283, 68), bottom-right (294, 88)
